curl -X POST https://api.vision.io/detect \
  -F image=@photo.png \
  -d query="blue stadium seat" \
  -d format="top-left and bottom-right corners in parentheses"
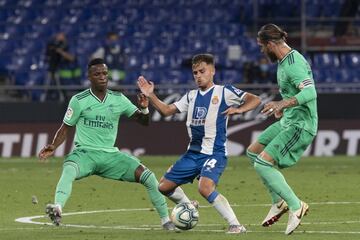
top-left (220, 70), bottom-right (241, 84)
top-left (0, 0), bottom-right (358, 89)
top-left (162, 69), bottom-right (194, 84)
top-left (127, 54), bottom-right (142, 69)
top-left (340, 53), bottom-right (360, 68)
top-left (313, 53), bottom-right (340, 68)
top-left (139, 69), bottom-right (164, 84)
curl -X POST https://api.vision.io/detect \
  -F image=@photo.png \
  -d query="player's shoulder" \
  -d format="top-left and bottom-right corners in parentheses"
top-left (74, 89), bottom-right (91, 101)
top-left (282, 49), bottom-right (307, 67)
top-left (223, 84), bottom-right (244, 97)
top-left (107, 89), bottom-right (123, 97)
top-left (187, 89), bottom-right (198, 98)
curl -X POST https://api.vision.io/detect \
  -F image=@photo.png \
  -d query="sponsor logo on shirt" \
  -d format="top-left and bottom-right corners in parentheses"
top-left (192, 107), bottom-right (207, 126)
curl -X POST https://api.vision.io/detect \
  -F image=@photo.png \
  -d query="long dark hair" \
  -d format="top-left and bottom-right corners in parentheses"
top-left (257, 24), bottom-right (288, 44)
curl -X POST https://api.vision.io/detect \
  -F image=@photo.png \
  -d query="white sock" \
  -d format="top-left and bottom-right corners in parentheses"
top-left (55, 203), bottom-right (62, 213)
top-left (167, 187), bottom-right (190, 204)
top-left (161, 216), bottom-right (170, 225)
top-left (212, 194), bottom-right (240, 226)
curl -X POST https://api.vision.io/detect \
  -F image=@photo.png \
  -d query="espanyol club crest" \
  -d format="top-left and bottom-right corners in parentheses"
top-left (211, 96), bottom-right (219, 104)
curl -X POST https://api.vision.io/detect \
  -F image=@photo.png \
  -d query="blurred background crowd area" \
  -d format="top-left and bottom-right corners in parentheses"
top-left (0, 0), bottom-right (359, 101)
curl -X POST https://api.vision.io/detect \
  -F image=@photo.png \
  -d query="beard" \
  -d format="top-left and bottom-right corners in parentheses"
top-left (266, 51), bottom-right (278, 63)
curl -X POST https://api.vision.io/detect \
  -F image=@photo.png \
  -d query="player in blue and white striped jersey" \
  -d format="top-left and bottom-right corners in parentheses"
top-left (137, 53), bottom-right (261, 234)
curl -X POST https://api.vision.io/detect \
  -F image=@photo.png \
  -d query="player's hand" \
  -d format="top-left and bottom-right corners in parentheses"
top-left (274, 110), bottom-right (283, 119)
top-left (262, 101), bottom-right (284, 116)
top-left (38, 144), bottom-right (55, 162)
top-left (222, 107), bottom-right (243, 116)
top-left (137, 93), bottom-right (149, 109)
top-left (137, 76), bottom-right (154, 97)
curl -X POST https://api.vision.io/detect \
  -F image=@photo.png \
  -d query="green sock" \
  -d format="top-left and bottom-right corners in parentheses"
top-left (246, 150), bottom-right (281, 204)
top-left (140, 169), bottom-right (169, 219)
top-left (254, 157), bottom-right (301, 211)
top-left (55, 163), bottom-right (77, 209)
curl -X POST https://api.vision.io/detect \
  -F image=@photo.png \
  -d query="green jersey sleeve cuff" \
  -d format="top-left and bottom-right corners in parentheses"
top-left (63, 120), bottom-right (75, 127)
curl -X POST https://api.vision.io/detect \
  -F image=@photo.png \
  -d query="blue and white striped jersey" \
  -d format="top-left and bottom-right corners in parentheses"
top-left (174, 85), bottom-right (247, 155)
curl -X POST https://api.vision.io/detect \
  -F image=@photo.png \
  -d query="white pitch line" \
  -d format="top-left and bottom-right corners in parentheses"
top-left (14, 201), bottom-right (360, 235)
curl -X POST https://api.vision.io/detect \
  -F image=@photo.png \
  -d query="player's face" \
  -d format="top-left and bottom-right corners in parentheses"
top-left (88, 64), bottom-right (108, 90)
top-left (258, 39), bottom-right (278, 63)
top-left (192, 62), bottom-right (215, 90)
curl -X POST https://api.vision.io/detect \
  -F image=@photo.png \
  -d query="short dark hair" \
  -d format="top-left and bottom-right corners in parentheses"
top-left (192, 53), bottom-right (215, 66)
top-left (257, 23), bottom-right (288, 43)
top-left (88, 58), bottom-right (105, 70)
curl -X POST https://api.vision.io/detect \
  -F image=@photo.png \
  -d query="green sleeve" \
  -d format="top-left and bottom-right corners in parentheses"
top-left (294, 86), bottom-right (317, 105)
top-left (121, 94), bottom-right (138, 117)
top-left (63, 97), bottom-right (81, 126)
top-left (286, 60), bottom-right (313, 88)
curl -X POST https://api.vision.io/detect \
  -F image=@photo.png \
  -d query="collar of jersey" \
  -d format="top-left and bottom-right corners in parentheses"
top-left (89, 88), bottom-right (108, 103)
top-left (279, 49), bottom-right (295, 65)
top-left (198, 85), bottom-right (215, 96)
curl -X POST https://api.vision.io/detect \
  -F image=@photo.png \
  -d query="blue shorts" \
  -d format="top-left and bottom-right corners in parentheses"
top-left (164, 150), bottom-right (227, 185)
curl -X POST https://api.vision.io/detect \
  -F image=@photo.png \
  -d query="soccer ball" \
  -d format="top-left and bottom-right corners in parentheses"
top-left (171, 202), bottom-right (199, 230)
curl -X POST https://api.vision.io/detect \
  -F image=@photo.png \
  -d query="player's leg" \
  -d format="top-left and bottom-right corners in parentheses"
top-left (199, 155), bottom-right (246, 234)
top-left (248, 123), bottom-right (288, 227)
top-left (254, 126), bottom-right (313, 234)
top-left (100, 151), bottom-right (173, 229)
top-left (158, 177), bottom-right (191, 204)
top-left (47, 149), bottom-right (95, 225)
top-left (134, 164), bottom-right (172, 227)
top-left (159, 151), bottom-right (201, 205)
top-left (247, 142), bottom-right (282, 205)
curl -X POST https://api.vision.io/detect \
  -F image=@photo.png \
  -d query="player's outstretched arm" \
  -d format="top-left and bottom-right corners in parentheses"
top-left (222, 93), bottom-right (261, 116)
top-left (38, 123), bottom-right (71, 162)
top-left (137, 76), bottom-right (178, 117)
top-left (130, 93), bottom-right (150, 126)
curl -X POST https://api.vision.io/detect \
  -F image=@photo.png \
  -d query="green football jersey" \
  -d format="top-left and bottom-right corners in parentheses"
top-left (277, 49), bottom-right (318, 135)
top-left (63, 89), bottom-right (138, 152)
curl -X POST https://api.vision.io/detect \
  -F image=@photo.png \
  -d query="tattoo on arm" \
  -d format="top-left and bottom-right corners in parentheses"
top-left (280, 97), bottom-right (298, 109)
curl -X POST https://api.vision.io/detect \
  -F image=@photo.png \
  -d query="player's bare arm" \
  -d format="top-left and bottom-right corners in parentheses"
top-left (130, 93), bottom-right (150, 126)
top-left (38, 123), bottom-right (71, 161)
top-left (137, 76), bottom-right (178, 116)
top-left (222, 93), bottom-right (261, 116)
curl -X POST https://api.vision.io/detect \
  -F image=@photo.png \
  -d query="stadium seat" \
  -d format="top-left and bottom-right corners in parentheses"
top-left (340, 53), bottom-right (360, 68)
top-left (0, 0), bottom-right (358, 92)
top-left (220, 70), bottom-right (241, 84)
top-left (313, 53), bottom-right (340, 68)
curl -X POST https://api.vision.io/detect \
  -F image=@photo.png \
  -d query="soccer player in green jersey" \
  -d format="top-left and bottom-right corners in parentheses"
top-left (38, 58), bottom-right (176, 230)
top-left (246, 24), bottom-right (318, 235)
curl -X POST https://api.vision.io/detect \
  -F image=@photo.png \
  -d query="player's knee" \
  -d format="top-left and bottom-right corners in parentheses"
top-left (198, 185), bottom-right (213, 199)
top-left (62, 164), bottom-right (77, 180)
top-left (158, 182), bottom-right (171, 196)
top-left (247, 142), bottom-right (264, 155)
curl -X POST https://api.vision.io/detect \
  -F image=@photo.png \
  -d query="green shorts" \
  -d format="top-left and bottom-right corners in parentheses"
top-left (64, 149), bottom-right (141, 182)
top-left (258, 121), bottom-right (315, 168)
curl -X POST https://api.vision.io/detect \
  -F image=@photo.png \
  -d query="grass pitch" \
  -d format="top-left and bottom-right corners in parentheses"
top-left (1, 156), bottom-right (359, 240)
